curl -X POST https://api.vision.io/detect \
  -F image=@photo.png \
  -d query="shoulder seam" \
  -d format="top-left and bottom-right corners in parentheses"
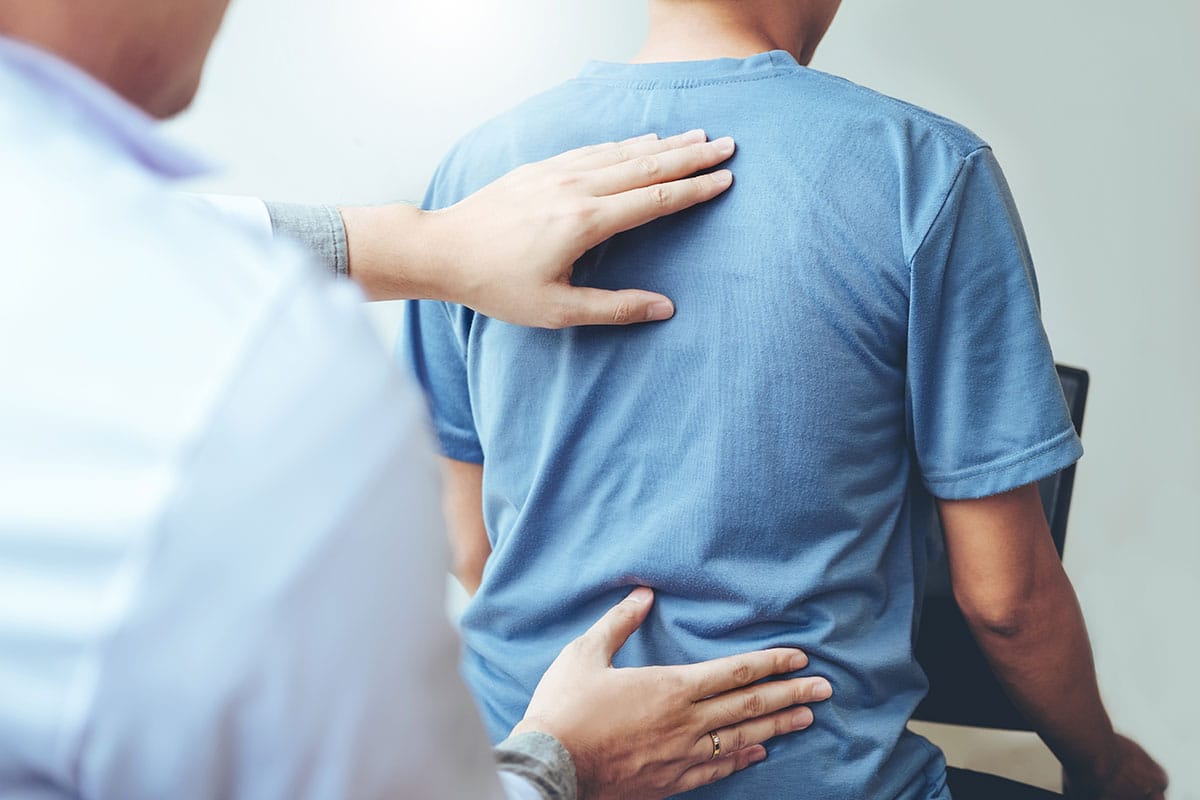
top-left (906, 145), bottom-right (993, 271)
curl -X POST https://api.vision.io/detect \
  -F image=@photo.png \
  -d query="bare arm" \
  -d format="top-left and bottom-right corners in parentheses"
top-left (938, 483), bottom-right (1166, 799)
top-left (440, 457), bottom-right (490, 595)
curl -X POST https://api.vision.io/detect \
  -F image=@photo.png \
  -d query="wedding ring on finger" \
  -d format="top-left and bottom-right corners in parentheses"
top-left (708, 730), bottom-right (721, 760)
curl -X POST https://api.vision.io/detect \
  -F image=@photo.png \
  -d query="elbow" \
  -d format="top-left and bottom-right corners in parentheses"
top-left (954, 582), bottom-right (1047, 639)
top-left (958, 597), bottom-right (1036, 639)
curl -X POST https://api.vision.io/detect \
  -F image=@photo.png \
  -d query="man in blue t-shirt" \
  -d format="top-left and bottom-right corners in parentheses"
top-left (403, 1), bottom-right (1165, 798)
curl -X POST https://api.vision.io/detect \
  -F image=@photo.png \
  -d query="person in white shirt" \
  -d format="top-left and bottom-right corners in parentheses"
top-left (0, 1), bottom-right (834, 798)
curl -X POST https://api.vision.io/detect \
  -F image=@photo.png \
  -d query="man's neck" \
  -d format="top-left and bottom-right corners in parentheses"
top-left (633, 0), bottom-right (815, 65)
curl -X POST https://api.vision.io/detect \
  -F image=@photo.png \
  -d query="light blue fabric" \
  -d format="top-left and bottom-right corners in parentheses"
top-left (0, 35), bottom-right (526, 800)
top-left (402, 50), bottom-right (1082, 800)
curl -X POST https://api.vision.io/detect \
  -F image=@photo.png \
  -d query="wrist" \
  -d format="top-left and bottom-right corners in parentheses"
top-left (496, 731), bottom-right (580, 800)
top-left (511, 718), bottom-right (595, 799)
top-left (1063, 728), bottom-right (1121, 789)
top-left (339, 203), bottom-right (457, 302)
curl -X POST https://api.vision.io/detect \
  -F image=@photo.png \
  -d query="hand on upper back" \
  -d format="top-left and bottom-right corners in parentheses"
top-left (513, 588), bottom-right (832, 800)
top-left (426, 130), bottom-right (735, 328)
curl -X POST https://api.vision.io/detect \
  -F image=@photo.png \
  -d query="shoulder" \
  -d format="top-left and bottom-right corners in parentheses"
top-left (422, 81), bottom-right (591, 208)
top-left (0, 124), bottom-right (336, 483)
top-left (792, 67), bottom-right (988, 159)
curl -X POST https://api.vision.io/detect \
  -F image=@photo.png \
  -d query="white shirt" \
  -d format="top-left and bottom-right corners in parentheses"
top-left (0, 36), bottom-right (537, 800)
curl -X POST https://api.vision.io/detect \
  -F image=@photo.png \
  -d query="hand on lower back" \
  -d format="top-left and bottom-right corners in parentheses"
top-left (512, 587), bottom-right (832, 800)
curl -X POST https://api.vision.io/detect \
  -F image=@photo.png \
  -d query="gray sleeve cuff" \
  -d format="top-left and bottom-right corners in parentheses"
top-left (494, 732), bottom-right (578, 800)
top-left (264, 202), bottom-right (349, 279)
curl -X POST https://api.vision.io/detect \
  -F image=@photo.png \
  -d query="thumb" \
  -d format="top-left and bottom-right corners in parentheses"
top-left (580, 587), bottom-right (655, 664)
top-left (549, 286), bottom-right (675, 328)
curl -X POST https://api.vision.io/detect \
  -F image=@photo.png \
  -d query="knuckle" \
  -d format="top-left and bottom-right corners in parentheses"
top-left (554, 171), bottom-right (581, 190)
top-left (611, 145), bottom-right (630, 163)
top-left (616, 602), bottom-right (640, 622)
top-left (649, 184), bottom-right (672, 208)
top-left (568, 200), bottom-right (600, 227)
top-left (563, 637), bottom-right (589, 657)
top-left (742, 691), bottom-right (766, 718)
top-left (728, 726), bottom-right (747, 752)
top-left (661, 671), bottom-right (690, 702)
top-left (634, 155), bottom-right (660, 178)
top-left (555, 202), bottom-right (600, 242)
top-left (731, 660), bottom-right (753, 685)
top-left (544, 303), bottom-right (573, 330)
top-left (610, 300), bottom-right (635, 325)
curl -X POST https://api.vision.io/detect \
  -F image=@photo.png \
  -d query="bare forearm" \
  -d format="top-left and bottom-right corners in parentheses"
top-left (965, 563), bottom-right (1117, 780)
top-left (340, 203), bottom-right (455, 302)
top-left (439, 458), bottom-right (490, 595)
top-left (942, 486), bottom-right (1166, 797)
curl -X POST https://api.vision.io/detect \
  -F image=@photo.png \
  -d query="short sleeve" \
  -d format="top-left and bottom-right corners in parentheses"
top-left (401, 300), bottom-right (484, 464)
top-left (398, 154), bottom-right (485, 465)
top-left (907, 147), bottom-right (1083, 500)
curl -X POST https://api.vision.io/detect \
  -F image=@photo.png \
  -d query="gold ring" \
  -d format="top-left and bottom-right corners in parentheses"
top-left (708, 730), bottom-right (721, 760)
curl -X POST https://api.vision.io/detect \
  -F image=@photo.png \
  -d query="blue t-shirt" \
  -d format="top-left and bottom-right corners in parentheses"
top-left (402, 51), bottom-right (1082, 800)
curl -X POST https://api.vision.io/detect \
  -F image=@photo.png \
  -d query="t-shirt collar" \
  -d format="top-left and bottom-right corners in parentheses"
top-left (578, 49), bottom-right (799, 82)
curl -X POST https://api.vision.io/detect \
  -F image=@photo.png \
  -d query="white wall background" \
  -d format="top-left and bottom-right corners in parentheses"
top-left (170, 1), bottom-right (1199, 796)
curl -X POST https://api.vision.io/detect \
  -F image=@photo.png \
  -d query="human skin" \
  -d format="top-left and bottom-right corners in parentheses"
top-left (0, 0), bottom-right (232, 117)
top-left (940, 485), bottom-right (1168, 798)
top-left (0, 1), bottom-right (830, 794)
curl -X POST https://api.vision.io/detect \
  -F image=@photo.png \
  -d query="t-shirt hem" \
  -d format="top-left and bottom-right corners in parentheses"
top-left (923, 427), bottom-right (1083, 500)
top-left (434, 426), bottom-right (484, 464)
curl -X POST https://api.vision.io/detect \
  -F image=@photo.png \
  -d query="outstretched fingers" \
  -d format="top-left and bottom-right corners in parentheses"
top-left (673, 744), bottom-right (768, 795)
top-left (585, 137), bottom-right (736, 197)
top-left (699, 675), bottom-right (833, 733)
top-left (691, 704), bottom-right (815, 764)
top-left (564, 129), bottom-right (709, 171)
top-left (675, 648), bottom-right (808, 699)
top-left (595, 169), bottom-right (734, 239)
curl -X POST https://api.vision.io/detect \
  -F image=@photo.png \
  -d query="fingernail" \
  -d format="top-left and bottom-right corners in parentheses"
top-left (750, 746), bottom-right (767, 764)
top-left (646, 300), bottom-right (675, 321)
top-left (711, 169), bottom-right (733, 186)
top-left (793, 707), bottom-right (815, 728)
top-left (812, 680), bottom-right (833, 700)
top-left (683, 128), bottom-right (707, 142)
top-left (789, 653), bottom-right (808, 671)
top-left (713, 136), bottom-right (735, 154)
top-left (628, 587), bottom-right (653, 604)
